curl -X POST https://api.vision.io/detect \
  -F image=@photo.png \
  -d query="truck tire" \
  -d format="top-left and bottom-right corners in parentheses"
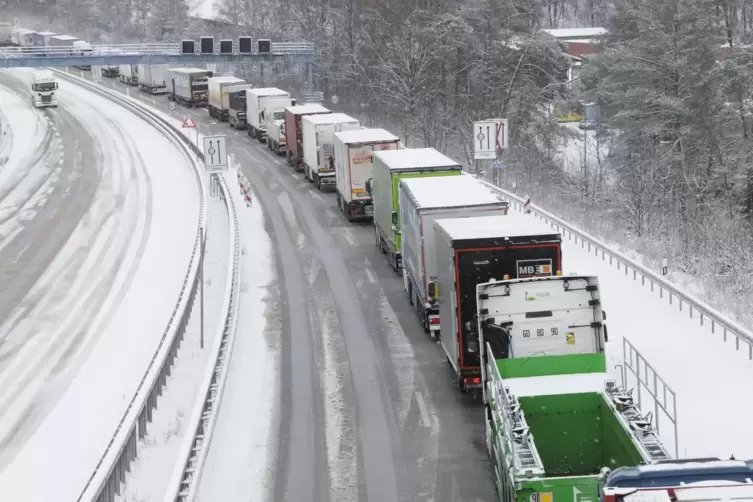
top-left (315, 174), bottom-right (321, 190)
top-left (287, 151), bottom-right (293, 167)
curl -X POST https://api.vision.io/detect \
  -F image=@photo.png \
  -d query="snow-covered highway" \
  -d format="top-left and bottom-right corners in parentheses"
top-left (0, 69), bottom-right (201, 499)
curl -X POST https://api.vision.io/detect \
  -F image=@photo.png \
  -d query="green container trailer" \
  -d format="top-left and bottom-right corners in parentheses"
top-left (369, 148), bottom-right (462, 272)
top-left (477, 275), bottom-right (673, 502)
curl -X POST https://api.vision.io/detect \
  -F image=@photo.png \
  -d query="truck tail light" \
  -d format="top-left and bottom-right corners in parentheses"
top-left (429, 317), bottom-right (440, 325)
top-left (556, 270), bottom-right (562, 276)
top-left (503, 274), bottom-right (510, 280)
top-left (463, 377), bottom-right (481, 385)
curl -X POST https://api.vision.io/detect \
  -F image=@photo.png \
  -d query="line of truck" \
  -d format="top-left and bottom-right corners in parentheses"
top-left (32, 57), bottom-right (742, 502)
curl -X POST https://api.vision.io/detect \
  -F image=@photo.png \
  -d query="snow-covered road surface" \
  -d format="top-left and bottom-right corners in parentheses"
top-left (0, 70), bottom-right (200, 500)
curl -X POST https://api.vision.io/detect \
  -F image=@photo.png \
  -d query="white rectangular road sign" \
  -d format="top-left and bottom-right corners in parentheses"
top-left (202, 135), bottom-right (228, 172)
top-left (473, 120), bottom-right (498, 160)
top-left (496, 118), bottom-right (509, 150)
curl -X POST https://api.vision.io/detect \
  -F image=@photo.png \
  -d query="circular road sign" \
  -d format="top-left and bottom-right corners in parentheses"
top-left (476, 131), bottom-right (485, 141)
top-left (208, 147), bottom-right (216, 156)
top-left (331, 95), bottom-right (339, 104)
top-left (168, 102), bottom-right (176, 111)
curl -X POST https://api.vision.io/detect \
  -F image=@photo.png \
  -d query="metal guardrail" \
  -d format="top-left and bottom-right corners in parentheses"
top-left (471, 173), bottom-right (753, 360)
top-left (165, 171), bottom-right (242, 502)
top-left (44, 68), bottom-right (208, 502)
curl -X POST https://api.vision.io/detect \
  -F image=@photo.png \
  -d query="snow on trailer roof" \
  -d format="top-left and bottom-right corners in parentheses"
top-left (333, 128), bottom-right (398, 144)
top-left (210, 75), bottom-right (243, 82)
top-left (436, 213), bottom-right (559, 240)
top-left (37, 31), bottom-right (57, 36)
top-left (286, 104), bottom-right (330, 115)
top-left (303, 112), bottom-right (358, 125)
top-left (248, 87), bottom-right (289, 96)
top-left (171, 67), bottom-right (212, 73)
top-left (52, 35), bottom-right (78, 41)
top-left (401, 175), bottom-right (503, 209)
top-left (373, 148), bottom-right (460, 171)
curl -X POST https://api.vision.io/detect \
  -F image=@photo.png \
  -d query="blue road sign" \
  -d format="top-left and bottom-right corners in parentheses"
top-left (492, 161), bottom-right (502, 170)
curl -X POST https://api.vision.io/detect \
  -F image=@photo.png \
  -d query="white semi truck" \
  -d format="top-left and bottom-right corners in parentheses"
top-left (29, 70), bottom-right (58, 108)
top-left (301, 113), bottom-right (361, 191)
top-left (333, 128), bottom-right (400, 221)
top-left (263, 97), bottom-right (295, 154)
top-left (207, 76), bottom-right (245, 121)
top-left (138, 64), bottom-right (169, 94)
top-left (245, 88), bottom-right (290, 141)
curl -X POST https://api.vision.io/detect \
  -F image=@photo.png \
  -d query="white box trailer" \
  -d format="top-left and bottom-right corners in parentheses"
top-left (138, 64), bottom-right (169, 94)
top-left (245, 88), bottom-right (290, 140)
top-left (333, 128), bottom-right (400, 221)
top-left (119, 64), bottom-right (138, 85)
top-left (14, 29), bottom-right (34, 48)
top-left (72, 40), bottom-right (93, 70)
top-left (399, 176), bottom-right (508, 335)
top-left (207, 76), bottom-right (244, 121)
top-left (48, 35), bottom-right (78, 55)
top-left (263, 97), bottom-right (295, 153)
top-left (301, 113), bottom-right (361, 191)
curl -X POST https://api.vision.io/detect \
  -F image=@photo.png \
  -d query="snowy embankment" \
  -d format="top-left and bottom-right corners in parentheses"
top-left (189, 0), bottom-right (217, 19)
top-left (194, 167), bottom-right (277, 501)
top-left (0, 72), bottom-right (200, 500)
top-left (115, 194), bottom-right (231, 502)
top-left (553, 122), bottom-right (608, 177)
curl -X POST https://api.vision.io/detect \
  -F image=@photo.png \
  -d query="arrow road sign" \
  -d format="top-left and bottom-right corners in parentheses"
top-left (202, 135), bottom-right (228, 172)
top-left (473, 120), bottom-right (498, 160)
top-left (496, 118), bottom-right (509, 150)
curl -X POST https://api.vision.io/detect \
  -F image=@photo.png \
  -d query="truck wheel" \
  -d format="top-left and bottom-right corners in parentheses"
top-left (315, 175), bottom-right (321, 190)
top-left (287, 152), bottom-right (293, 167)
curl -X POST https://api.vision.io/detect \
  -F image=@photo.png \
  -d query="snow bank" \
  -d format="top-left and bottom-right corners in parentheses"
top-left (193, 166), bottom-right (278, 501)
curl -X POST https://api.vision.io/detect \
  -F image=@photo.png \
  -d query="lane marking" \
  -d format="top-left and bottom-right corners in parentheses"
top-left (344, 230), bottom-right (357, 247)
top-left (364, 267), bottom-right (376, 284)
top-left (309, 191), bottom-right (326, 204)
top-left (415, 391), bottom-right (432, 427)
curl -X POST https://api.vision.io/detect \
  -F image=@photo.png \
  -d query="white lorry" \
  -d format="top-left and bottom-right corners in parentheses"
top-left (119, 64), bottom-right (138, 85)
top-left (333, 128), bottom-right (400, 221)
top-left (302, 113), bottom-right (361, 190)
top-left (207, 76), bottom-right (245, 121)
top-left (30, 70), bottom-right (58, 108)
top-left (398, 176), bottom-right (509, 335)
top-left (245, 88), bottom-right (290, 141)
top-left (48, 35), bottom-right (78, 55)
top-left (138, 64), bottom-right (169, 94)
top-left (264, 97), bottom-right (295, 154)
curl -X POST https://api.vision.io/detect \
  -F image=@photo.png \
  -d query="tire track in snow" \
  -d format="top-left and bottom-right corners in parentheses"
top-left (0, 72), bottom-right (154, 470)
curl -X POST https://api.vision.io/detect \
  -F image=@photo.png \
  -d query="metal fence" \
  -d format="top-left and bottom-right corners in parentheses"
top-left (618, 337), bottom-right (679, 457)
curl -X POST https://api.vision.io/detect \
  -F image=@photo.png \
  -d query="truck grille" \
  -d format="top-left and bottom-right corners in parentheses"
top-left (41, 95), bottom-right (52, 104)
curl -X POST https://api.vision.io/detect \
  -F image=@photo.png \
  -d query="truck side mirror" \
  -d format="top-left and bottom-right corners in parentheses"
top-left (365, 178), bottom-right (372, 196)
top-left (428, 280), bottom-right (438, 300)
top-left (54, 83), bottom-right (59, 89)
top-left (391, 211), bottom-right (397, 226)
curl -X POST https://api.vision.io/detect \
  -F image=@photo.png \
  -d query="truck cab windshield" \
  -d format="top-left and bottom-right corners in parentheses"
top-left (33, 82), bottom-right (56, 91)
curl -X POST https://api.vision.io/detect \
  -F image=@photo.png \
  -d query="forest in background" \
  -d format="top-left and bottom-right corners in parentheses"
top-left (3, 0), bottom-right (753, 327)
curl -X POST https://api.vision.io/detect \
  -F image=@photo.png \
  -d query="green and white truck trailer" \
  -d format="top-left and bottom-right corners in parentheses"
top-left (399, 176), bottom-right (508, 336)
top-left (476, 274), bottom-right (673, 502)
top-left (369, 148), bottom-right (462, 272)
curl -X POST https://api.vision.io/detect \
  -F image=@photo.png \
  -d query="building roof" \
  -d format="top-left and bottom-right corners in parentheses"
top-left (542, 27), bottom-right (607, 39)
